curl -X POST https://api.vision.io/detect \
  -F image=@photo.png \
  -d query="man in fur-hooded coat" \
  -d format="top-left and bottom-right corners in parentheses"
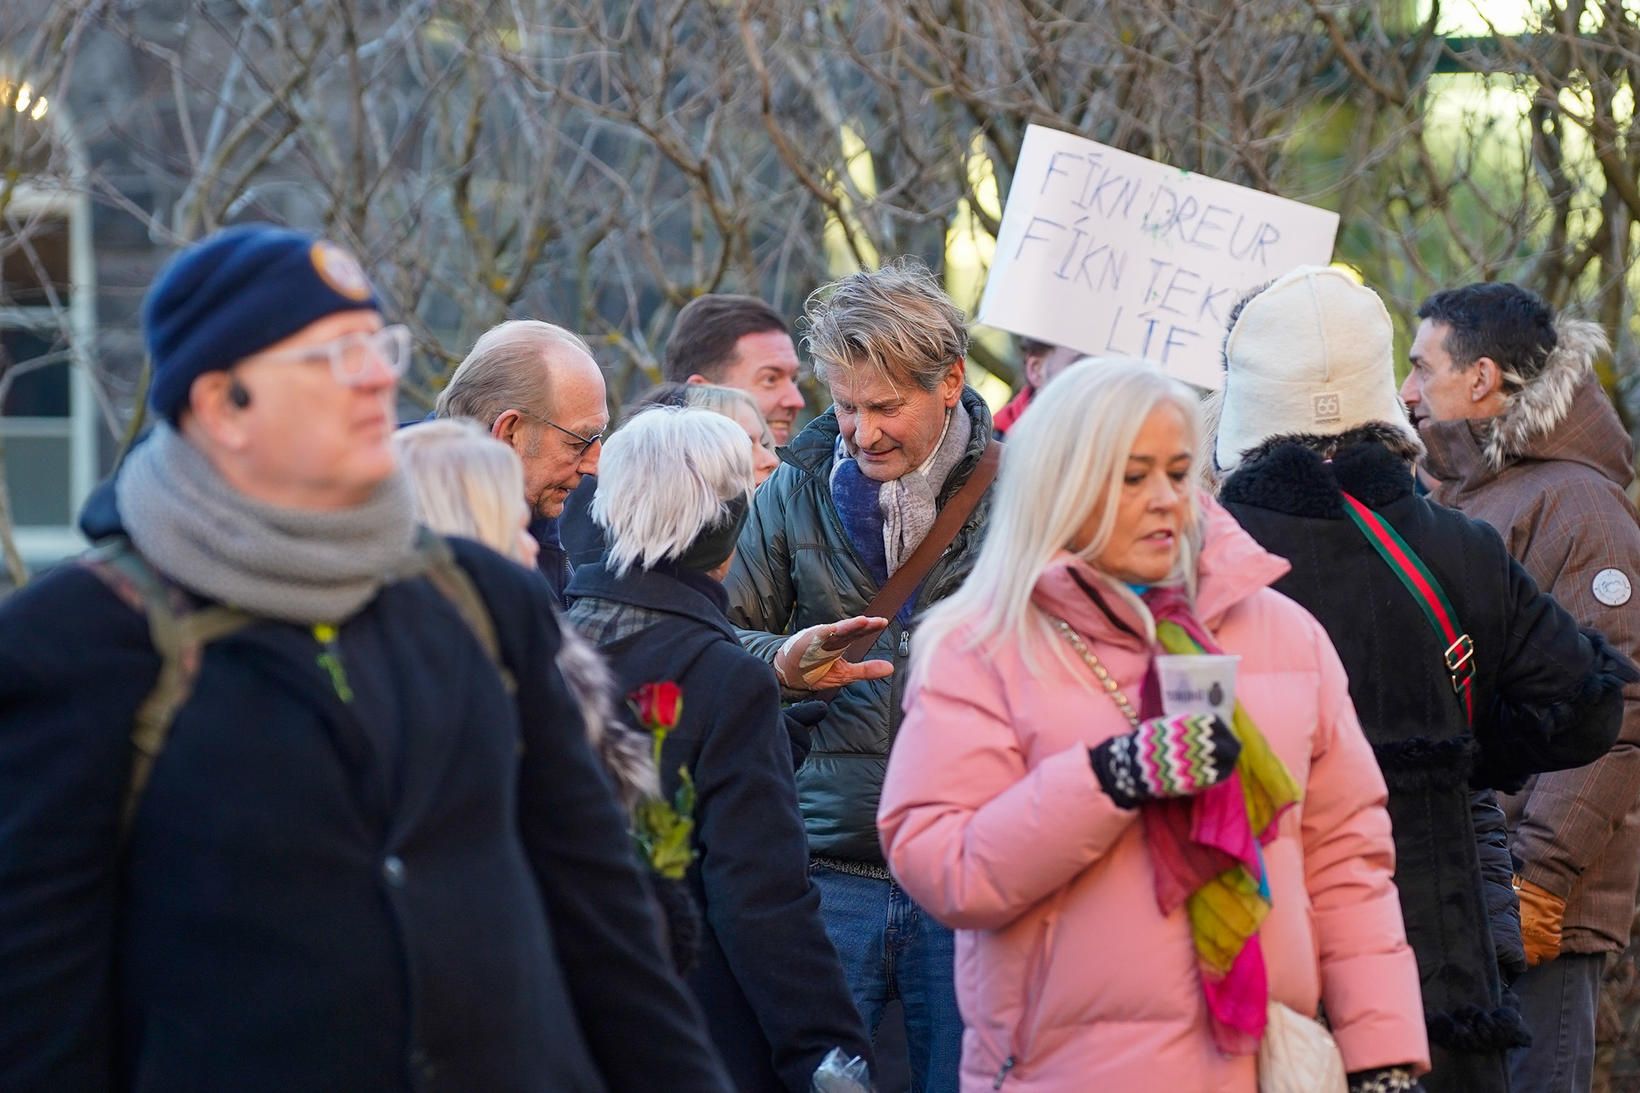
top-left (1215, 267), bottom-right (1636, 1093)
top-left (1406, 281), bottom-right (1640, 1093)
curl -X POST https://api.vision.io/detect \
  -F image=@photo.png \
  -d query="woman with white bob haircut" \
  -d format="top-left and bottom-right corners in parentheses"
top-left (878, 360), bottom-right (1429, 1092)
top-left (566, 407), bottom-right (872, 1093)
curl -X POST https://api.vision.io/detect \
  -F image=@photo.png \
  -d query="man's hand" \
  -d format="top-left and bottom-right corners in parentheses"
top-left (774, 617), bottom-right (894, 691)
top-left (1516, 875), bottom-right (1567, 966)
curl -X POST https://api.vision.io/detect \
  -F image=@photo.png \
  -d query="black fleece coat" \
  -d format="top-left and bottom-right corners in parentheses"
top-left (565, 562), bottom-right (871, 1093)
top-left (0, 499), bottom-right (730, 1092)
top-left (1222, 436), bottom-right (1633, 1093)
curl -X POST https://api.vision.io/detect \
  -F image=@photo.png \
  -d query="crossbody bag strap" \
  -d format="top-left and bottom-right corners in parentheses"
top-left (841, 439), bottom-right (1002, 662)
top-left (1340, 491), bottom-right (1475, 727)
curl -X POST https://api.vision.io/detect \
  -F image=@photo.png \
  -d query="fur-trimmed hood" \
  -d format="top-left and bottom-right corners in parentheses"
top-left (1485, 319), bottom-right (1608, 470)
top-left (1218, 425), bottom-right (1418, 519)
top-left (1423, 319), bottom-right (1633, 490)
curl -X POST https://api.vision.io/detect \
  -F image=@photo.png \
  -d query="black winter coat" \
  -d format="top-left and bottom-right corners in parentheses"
top-left (529, 514), bottom-right (574, 605)
top-left (0, 517), bottom-right (729, 1091)
top-left (560, 475), bottom-right (607, 571)
top-left (566, 561), bottom-right (872, 1092)
top-left (1222, 436), bottom-right (1632, 1093)
top-left (1472, 790), bottom-right (1527, 984)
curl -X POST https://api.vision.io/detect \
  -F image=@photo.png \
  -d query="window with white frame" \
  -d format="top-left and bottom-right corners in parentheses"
top-left (0, 95), bottom-right (98, 573)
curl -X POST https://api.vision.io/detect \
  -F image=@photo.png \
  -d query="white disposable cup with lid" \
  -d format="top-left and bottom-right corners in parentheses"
top-left (1154, 654), bottom-right (1240, 724)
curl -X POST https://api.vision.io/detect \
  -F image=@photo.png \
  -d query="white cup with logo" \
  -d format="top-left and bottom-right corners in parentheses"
top-left (1155, 654), bottom-right (1240, 724)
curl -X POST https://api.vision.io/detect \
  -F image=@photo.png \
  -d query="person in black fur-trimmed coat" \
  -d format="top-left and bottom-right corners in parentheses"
top-left (566, 405), bottom-right (872, 1093)
top-left (1210, 266), bottom-right (1637, 1093)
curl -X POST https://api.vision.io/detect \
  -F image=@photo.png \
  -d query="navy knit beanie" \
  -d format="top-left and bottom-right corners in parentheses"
top-left (143, 223), bottom-right (380, 422)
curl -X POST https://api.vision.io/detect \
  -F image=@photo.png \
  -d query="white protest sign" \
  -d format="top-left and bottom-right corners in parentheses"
top-left (979, 125), bottom-right (1340, 389)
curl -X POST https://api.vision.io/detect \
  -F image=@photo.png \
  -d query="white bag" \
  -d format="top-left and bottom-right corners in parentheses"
top-left (1258, 1001), bottom-right (1348, 1093)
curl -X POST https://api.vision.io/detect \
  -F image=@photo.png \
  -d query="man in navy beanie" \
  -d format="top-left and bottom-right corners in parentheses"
top-left (0, 224), bottom-right (731, 1092)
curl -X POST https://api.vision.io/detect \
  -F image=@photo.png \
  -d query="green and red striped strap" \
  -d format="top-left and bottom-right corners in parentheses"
top-left (1340, 491), bottom-right (1474, 727)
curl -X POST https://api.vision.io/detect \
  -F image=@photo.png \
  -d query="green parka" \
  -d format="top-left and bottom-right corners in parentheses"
top-left (725, 389), bottom-right (995, 864)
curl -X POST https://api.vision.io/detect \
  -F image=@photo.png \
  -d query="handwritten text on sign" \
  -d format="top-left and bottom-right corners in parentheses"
top-left (979, 126), bottom-right (1340, 389)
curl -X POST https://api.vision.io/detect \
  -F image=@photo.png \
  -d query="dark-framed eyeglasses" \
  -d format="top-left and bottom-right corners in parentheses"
top-left (520, 411), bottom-right (604, 456)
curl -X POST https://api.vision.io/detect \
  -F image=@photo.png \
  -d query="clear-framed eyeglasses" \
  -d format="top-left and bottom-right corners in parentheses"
top-left (256, 323), bottom-right (412, 385)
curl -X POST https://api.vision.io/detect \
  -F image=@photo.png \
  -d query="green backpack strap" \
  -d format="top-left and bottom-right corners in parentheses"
top-left (82, 539), bottom-right (257, 841)
top-left (406, 529), bottom-right (516, 694)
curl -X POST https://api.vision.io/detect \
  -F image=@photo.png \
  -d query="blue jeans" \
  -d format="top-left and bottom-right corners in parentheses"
top-left (811, 865), bottom-right (962, 1093)
top-left (1509, 952), bottom-right (1604, 1093)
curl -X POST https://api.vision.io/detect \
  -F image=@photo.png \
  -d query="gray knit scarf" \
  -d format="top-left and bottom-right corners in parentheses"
top-left (116, 423), bottom-right (419, 624)
top-left (835, 404), bottom-right (973, 576)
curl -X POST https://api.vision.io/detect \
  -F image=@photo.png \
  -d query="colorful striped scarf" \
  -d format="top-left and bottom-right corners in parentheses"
top-left (1140, 587), bottom-right (1302, 1055)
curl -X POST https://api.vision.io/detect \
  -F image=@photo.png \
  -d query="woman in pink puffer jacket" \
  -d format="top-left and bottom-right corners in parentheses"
top-left (879, 361), bottom-right (1429, 1092)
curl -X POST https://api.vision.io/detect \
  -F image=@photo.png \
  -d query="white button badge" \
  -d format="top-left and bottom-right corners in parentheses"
top-left (1592, 568), bottom-right (1633, 608)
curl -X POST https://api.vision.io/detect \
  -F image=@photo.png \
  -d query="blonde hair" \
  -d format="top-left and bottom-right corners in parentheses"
top-left (592, 407), bottom-right (755, 576)
top-left (683, 383), bottom-right (774, 448)
top-left (912, 359), bottom-right (1204, 678)
top-left (392, 419), bottom-right (530, 561)
top-left (803, 257), bottom-right (968, 391)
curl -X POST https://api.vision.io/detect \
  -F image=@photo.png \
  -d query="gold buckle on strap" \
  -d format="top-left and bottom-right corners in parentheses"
top-left (1445, 634), bottom-right (1475, 692)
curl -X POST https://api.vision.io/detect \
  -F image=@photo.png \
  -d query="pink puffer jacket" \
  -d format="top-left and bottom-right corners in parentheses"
top-left (879, 501), bottom-right (1428, 1092)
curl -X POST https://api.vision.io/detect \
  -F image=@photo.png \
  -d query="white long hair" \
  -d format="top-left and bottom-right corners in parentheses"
top-left (911, 358), bottom-right (1205, 680)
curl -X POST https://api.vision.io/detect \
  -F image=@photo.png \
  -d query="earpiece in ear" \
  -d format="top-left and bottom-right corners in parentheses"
top-left (228, 380), bottom-right (252, 409)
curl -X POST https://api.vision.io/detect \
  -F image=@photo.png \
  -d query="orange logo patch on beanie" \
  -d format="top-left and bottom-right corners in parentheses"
top-left (310, 241), bottom-right (373, 302)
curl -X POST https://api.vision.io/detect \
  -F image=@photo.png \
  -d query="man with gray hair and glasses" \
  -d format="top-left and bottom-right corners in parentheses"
top-left (436, 320), bottom-right (608, 600)
top-left (727, 257), bottom-right (1000, 1092)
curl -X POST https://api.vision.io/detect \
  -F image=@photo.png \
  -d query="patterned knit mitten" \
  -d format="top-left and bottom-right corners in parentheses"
top-left (1347, 1067), bottom-right (1422, 1093)
top-left (1088, 714), bottom-right (1240, 809)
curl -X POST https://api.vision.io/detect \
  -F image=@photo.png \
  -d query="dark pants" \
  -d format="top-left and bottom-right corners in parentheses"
top-left (1510, 952), bottom-right (1605, 1093)
top-left (811, 866), bottom-right (962, 1093)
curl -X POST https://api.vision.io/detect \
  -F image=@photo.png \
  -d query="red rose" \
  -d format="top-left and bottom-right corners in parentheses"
top-left (629, 681), bottom-right (683, 732)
